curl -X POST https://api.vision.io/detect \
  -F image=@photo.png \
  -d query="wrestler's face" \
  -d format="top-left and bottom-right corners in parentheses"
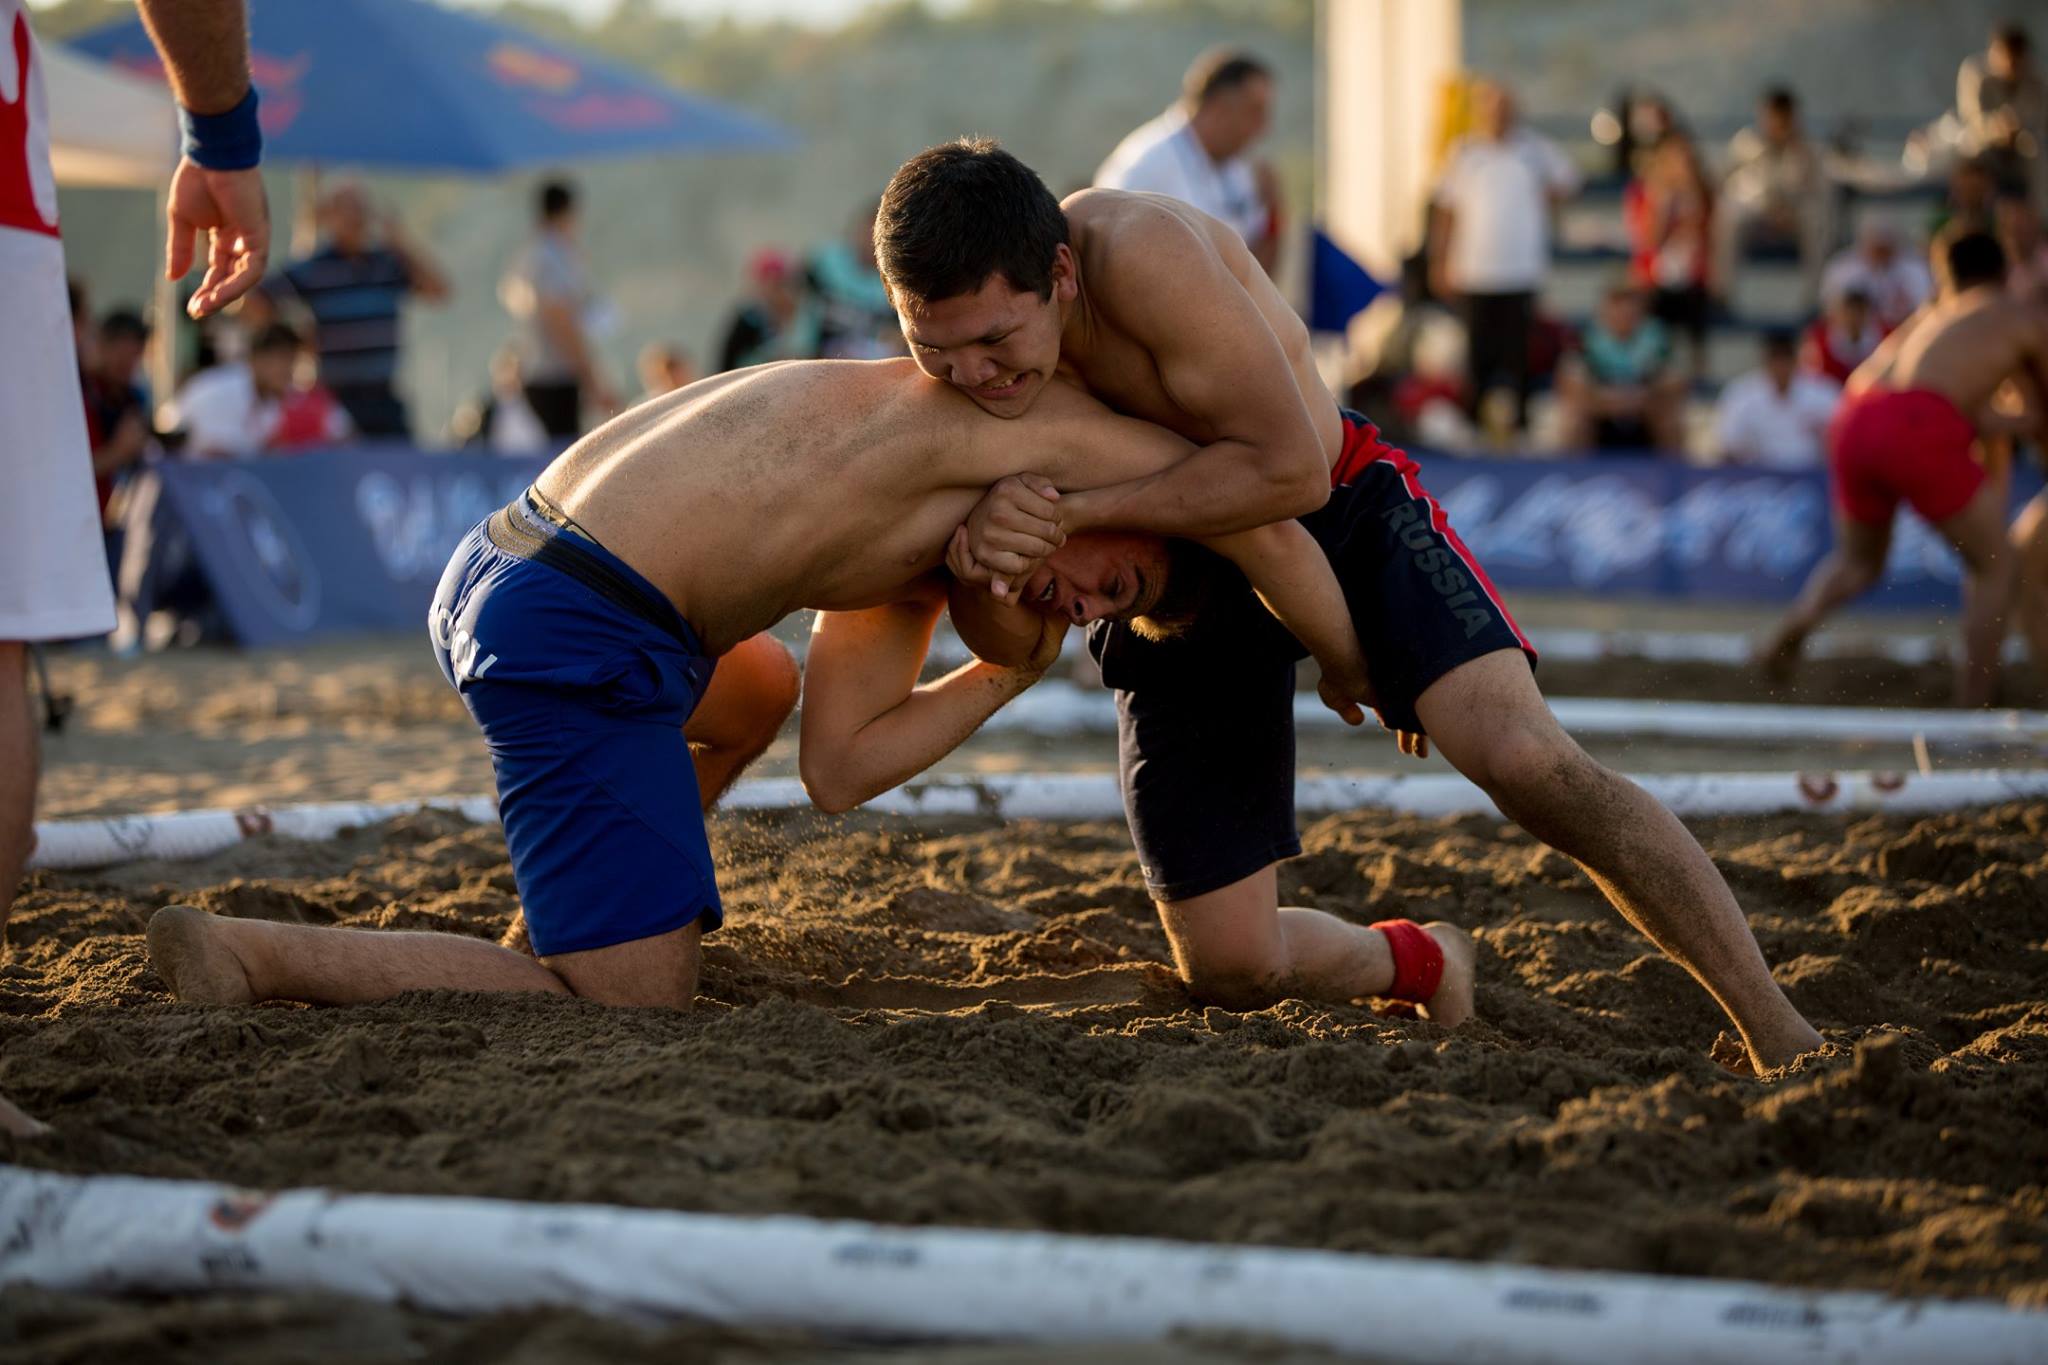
top-left (896, 247), bottom-right (1076, 417)
top-left (1018, 532), bottom-right (1169, 625)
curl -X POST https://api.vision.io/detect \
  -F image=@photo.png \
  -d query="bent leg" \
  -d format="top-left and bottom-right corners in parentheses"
top-left (0, 643), bottom-right (35, 933)
top-left (1158, 867), bottom-right (1475, 1026)
top-left (1419, 649), bottom-right (1822, 1071)
top-left (1936, 482), bottom-right (2019, 707)
top-left (686, 632), bottom-right (799, 808)
top-left (1759, 515), bottom-right (1891, 684)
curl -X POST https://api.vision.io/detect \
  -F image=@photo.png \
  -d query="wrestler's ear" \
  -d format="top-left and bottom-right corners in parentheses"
top-left (1049, 245), bottom-right (1078, 305)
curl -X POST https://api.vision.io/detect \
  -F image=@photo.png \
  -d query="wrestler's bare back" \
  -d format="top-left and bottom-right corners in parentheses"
top-left (1855, 287), bottom-right (2048, 418)
top-left (535, 359), bottom-right (1189, 655)
top-left (1059, 189), bottom-right (1346, 464)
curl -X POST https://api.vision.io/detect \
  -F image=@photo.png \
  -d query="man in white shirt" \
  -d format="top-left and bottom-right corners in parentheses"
top-left (1821, 218), bottom-right (1933, 330)
top-left (1095, 48), bottom-right (1281, 273)
top-left (1428, 80), bottom-right (1580, 434)
top-left (1714, 330), bottom-right (1841, 469)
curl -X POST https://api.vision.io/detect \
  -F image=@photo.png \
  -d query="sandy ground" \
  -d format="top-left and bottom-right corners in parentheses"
top-left (4, 622), bottom-right (2046, 1361)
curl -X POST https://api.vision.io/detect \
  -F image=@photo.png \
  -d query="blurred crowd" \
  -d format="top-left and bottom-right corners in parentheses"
top-left (1349, 19), bottom-right (2048, 469)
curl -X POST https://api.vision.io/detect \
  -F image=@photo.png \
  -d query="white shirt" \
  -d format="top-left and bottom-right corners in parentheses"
top-left (1433, 128), bottom-right (1580, 294)
top-left (1714, 369), bottom-right (1841, 469)
top-left (163, 365), bottom-right (280, 459)
top-left (1820, 250), bottom-right (1932, 329)
top-left (1095, 110), bottom-right (1266, 244)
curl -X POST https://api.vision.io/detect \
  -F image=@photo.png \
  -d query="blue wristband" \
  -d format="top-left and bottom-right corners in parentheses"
top-left (179, 88), bottom-right (263, 171)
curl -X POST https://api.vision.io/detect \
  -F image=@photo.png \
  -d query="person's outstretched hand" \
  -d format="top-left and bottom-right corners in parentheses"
top-left (166, 158), bottom-right (269, 318)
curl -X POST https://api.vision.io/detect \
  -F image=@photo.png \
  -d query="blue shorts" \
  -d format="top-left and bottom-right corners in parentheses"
top-left (428, 489), bottom-right (722, 958)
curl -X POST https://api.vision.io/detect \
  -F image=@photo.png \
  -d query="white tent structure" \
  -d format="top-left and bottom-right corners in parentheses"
top-left (41, 40), bottom-right (176, 188)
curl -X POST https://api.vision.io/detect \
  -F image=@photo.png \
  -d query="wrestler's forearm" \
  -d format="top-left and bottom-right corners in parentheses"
top-left (807, 663), bottom-right (1045, 811)
top-left (1203, 522), bottom-right (1365, 682)
top-left (948, 576), bottom-right (1058, 669)
top-left (1059, 438), bottom-right (1327, 540)
top-left (136, 0), bottom-right (251, 114)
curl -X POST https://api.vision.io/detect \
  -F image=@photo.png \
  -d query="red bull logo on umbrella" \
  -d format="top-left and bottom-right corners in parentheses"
top-left (487, 43), bottom-right (580, 93)
top-left (113, 47), bottom-right (307, 136)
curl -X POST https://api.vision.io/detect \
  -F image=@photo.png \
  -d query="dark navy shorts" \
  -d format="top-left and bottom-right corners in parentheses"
top-left (1087, 412), bottom-right (1535, 903)
top-left (429, 489), bottom-right (722, 958)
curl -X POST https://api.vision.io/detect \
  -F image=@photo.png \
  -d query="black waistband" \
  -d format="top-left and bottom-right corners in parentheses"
top-left (486, 490), bottom-right (697, 651)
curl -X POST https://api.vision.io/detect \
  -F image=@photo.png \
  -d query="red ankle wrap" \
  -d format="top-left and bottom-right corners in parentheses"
top-left (1372, 919), bottom-right (1444, 1003)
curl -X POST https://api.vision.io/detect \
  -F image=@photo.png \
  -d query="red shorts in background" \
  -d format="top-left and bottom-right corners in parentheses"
top-left (1828, 387), bottom-right (1984, 527)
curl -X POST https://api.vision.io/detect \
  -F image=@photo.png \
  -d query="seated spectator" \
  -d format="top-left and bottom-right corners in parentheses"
top-left (1714, 330), bottom-right (1840, 469)
top-left (717, 249), bottom-right (814, 371)
top-left (1996, 183), bottom-right (2048, 304)
top-left (1957, 22), bottom-right (2045, 207)
top-left (1556, 283), bottom-right (1685, 454)
top-left (1931, 155), bottom-right (2000, 237)
top-left (1820, 218), bottom-right (1933, 329)
top-left (1626, 131), bottom-right (1714, 378)
top-left (1800, 287), bottom-right (1887, 384)
top-left (1716, 87), bottom-right (1831, 299)
top-left (637, 342), bottom-right (696, 401)
top-left (82, 309), bottom-right (153, 516)
top-left (450, 345), bottom-right (549, 456)
top-left (161, 324), bottom-right (352, 459)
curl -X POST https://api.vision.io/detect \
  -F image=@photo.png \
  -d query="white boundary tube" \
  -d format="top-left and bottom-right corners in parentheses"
top-left (28, 770), bottom-right (2048, 871)
top-left (0, 1166), bottom-right (2040, 1364)
top-left (981, 682), bottom-right (2048, 743)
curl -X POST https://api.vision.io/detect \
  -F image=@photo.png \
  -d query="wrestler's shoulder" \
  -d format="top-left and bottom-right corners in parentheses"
top-left (1063, 190), bottom-right (1212, 265)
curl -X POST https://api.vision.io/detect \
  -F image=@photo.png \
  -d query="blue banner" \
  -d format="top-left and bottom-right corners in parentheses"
top-left (1410, 452), bottom-right (2041, 608)
top-left (149, 445), bottom-right (2038, 646)
top-left (152, 447), bottom-right (546, 647)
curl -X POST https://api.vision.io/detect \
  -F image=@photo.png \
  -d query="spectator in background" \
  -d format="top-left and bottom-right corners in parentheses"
top-left (1428, 79), bottom-right (1581, 436)
top-left (1626, 131), bottom-right (1715, 379)
top-left (1094, 48), bottom-right (1283, 273)
top-left (1717, 87), bottom-right (1831, 300)
top-left (1714, 330), bottom-right (1840, 470)
top-left (1801, 286), bottom-right (1887, 384)
top-left (1996, 183), bottom-right (2048, 304)
top-left (500, 180), bottom-right (617, 439)
top-left (450, 345), bottom-right (549, 455)
top-left (276, 182), bottom-right (449, 439)
top-left (1931, 155), bottom-right (2000, 237)
top-left (718, 249), bottom-right (813, 371)
top-left (1958, 23), bottom-right (2045, 206)
top-left (637, 342), bottom-right (696, 402)
top-left (1556, 282), bottom-right (1685, 454)
top-left (806, 202), bottom-right (899, 360)
top-left (161, 323), bottom-right (351, 459)
top-left (82, 310), bottom-right (153, 515)
top-left (1821, 218), bottom-right (1933, 330)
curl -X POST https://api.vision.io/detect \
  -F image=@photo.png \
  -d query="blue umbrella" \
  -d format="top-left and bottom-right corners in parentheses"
top-left (69, 0), bottom-right (793, 172)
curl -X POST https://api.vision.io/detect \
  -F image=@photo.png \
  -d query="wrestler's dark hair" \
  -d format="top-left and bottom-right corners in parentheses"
top-left (1944, 229), bottom-right (2008, 289)
top-left (1131, 540), bottom-right (1231, 642)
top-left (1183, 49), bottom-right (1272, 109)
top-left (876, 138), bottom-right (1069, 304)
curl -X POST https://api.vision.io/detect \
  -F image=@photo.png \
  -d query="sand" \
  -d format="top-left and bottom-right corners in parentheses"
top-left (3, 797), bottom-right (2046, 1360)
top-left (4, 629), bottom-right (2046, 1361)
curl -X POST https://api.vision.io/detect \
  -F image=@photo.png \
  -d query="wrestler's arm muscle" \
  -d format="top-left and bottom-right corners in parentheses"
top-left (964, 384), bottom-right (1374, 699)
top-left (1056, 206), bottom-right (1328, 537)
top-left (798, 579), bottom-right (1058, 813)
top-left (135, 0), bottom-right (250, 111)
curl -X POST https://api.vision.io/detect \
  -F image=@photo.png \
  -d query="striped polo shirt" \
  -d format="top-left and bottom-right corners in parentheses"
top-left (280, 245), bottom-right (412, 393)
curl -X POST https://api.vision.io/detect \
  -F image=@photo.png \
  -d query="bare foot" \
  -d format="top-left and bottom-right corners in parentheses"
top-left (0, 1093), bottom-right (48, 1138)
top-left (148, 905), bottom-right (257, 1005)
top-left (1421, 921), bottom-right (1476, 1028)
